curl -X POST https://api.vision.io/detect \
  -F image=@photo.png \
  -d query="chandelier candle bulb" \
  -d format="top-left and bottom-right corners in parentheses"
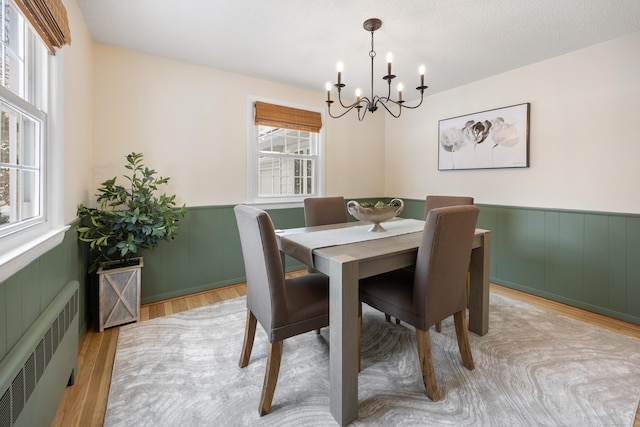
top-left (337, 62), bottom-right (343, 86)
top-left (397, 83), bottom-right (403, 102)
top-left (356, 88), bottom-right (361, 102)
top-left (386, 52), bottom-right (393, 76)
top-left (325, 82), bottom-right (331, 101)
top-left (419, 65), bottom-right (425, 87)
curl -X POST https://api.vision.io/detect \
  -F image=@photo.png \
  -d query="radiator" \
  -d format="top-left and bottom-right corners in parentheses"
top-left (0, 280), bottom-right (79, 427)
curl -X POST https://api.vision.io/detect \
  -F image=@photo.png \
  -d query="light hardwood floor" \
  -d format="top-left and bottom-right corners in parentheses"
top-left (52, 275), bottom-right (640, 427)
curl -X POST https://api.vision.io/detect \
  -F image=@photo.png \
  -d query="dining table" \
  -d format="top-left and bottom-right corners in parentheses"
top-left (276, 217), bottom-right (491, 426)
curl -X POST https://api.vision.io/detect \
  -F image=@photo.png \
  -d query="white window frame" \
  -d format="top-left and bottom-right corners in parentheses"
top-left (0, 85), bottom-right (46, 235)
top-left (0, 3), bottom-right (67, 283)
top-left (246, 95), bottom-right (325, 207)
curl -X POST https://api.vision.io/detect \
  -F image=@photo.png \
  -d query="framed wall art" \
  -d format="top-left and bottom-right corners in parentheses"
top-left (438, 103), bottom-right (530, 170)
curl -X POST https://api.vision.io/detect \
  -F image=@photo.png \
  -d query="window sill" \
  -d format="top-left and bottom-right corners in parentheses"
top-left (248, 200), bottom-right (304, 210)
top-left (0, 225), bottom-right (70, 283)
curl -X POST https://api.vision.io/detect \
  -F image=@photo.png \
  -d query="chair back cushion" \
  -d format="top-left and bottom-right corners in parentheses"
top-left (414, 205), bottom-right (480, 328)
top-left (424, 195), bottom-right (474, 220)
top-left (304, 196), bottom-right (347, 226)
top-left (234, 205), bottom-right (287, 332)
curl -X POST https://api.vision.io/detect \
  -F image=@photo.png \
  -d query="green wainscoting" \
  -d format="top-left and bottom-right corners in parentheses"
top-left (476, 204), bottom-right (640, 325)
top-left (0, 224), bottom-right (88, 362)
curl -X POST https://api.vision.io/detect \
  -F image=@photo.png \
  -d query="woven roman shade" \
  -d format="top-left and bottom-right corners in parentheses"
top-left (255, 101), bottom-right (322, 133)
top-left (14, 0), bottom-right (71, 54)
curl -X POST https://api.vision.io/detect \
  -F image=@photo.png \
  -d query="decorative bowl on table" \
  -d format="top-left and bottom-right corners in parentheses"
top-left (347, 199), bottom-right (404, 232)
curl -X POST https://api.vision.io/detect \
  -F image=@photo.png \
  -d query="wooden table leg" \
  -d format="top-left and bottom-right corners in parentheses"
top-left (329, 255), bottom-right (359, 426)
top-left (468, 231), bottom-right (491, 336)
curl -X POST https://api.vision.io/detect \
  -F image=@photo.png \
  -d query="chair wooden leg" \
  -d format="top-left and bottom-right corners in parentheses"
top-left (453, 310), bottom-right (475, 370)
top-left (415, 329), bottom-right (440, 401)
top-left (259, 341), bottom-right (283, 416)
top-left (395, 318), bottom-right (401, 325)
top-left (434, 321), bottom-right (442, 332)
top-left (239, 310), bottom-right (257, 368)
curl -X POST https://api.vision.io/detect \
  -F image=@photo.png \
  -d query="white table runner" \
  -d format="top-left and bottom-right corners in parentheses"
top-left (280, 218), bottom-right (424, 267)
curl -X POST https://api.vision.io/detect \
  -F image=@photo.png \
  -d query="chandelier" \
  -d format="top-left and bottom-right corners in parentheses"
top-left (325, 18), bottom-right (428, 121)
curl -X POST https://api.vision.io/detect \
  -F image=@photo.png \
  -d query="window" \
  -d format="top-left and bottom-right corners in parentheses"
top-left (256, 127), bottom-right (317, 198)
top-left (0, 0), bottom-right (68, 282)
top-left (248, 98), bottom-right (324, 204)
top-left (0, 0), bottom-right (47, 237)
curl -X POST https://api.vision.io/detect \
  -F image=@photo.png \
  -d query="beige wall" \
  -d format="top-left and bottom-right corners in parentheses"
top-left (385, 32), bottom-right (640, 214)
top-left (89, 45), bottom-right (386, 208)
top-left (68, 5), bottom-right (640, 214)
top-left (63, 0), bottom-right (94, 223)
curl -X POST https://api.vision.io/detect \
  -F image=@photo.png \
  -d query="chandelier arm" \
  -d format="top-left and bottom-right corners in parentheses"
top-left (327, 102), bottom-right (360, 119)
top-left (374, 98), bottom-right (402, 118)
top-left (382, 91), bottom-right (426, 110)
top-left (336, 89), bottom-right (373, 110)
top-left (357, 106), bottom-right (368, 121)
top-left (327, 96), bottom-right (372, 118)
top-left (336, 89), bottom-right (354, 109)
top-left (382, 78), bottom-right (393, 103)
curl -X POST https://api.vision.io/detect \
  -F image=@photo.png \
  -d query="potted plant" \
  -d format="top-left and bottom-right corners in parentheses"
top-left (77, 152), bottom-right (186, 330)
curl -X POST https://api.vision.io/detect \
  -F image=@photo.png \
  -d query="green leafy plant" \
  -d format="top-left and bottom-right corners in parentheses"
top-left (77, 152), bottom-right (186, 272)
top-left (358, 200), bottom-right (402, 208)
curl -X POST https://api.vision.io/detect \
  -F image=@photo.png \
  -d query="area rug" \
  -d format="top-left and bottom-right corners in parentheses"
top-left (105, 293), bottom-right (640, 427)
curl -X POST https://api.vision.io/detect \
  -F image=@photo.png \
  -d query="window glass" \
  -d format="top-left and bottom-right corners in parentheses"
top-left (256, 126), bottom-right (317, 198)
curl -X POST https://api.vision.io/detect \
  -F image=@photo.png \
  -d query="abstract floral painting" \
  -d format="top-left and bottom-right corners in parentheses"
top-left (438, 103), bottom-right (530, 170)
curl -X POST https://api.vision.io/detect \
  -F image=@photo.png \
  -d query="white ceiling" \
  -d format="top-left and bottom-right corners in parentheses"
top-left (75, 0), bottom-right (640, 100)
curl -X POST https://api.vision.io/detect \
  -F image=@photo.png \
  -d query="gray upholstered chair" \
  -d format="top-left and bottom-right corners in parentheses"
top-left (424, 195), bottom-right (474, 332)
top-left (303, 196), bottom-right (347, 227)
top-left (359, 205), bottom-right (480, 401)
top-left (234, 205), bottom-right (329, 416)
top-left (424, 195), bottom-right (474, 219)
top-left (303, 196), bottom-right (347, 274)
